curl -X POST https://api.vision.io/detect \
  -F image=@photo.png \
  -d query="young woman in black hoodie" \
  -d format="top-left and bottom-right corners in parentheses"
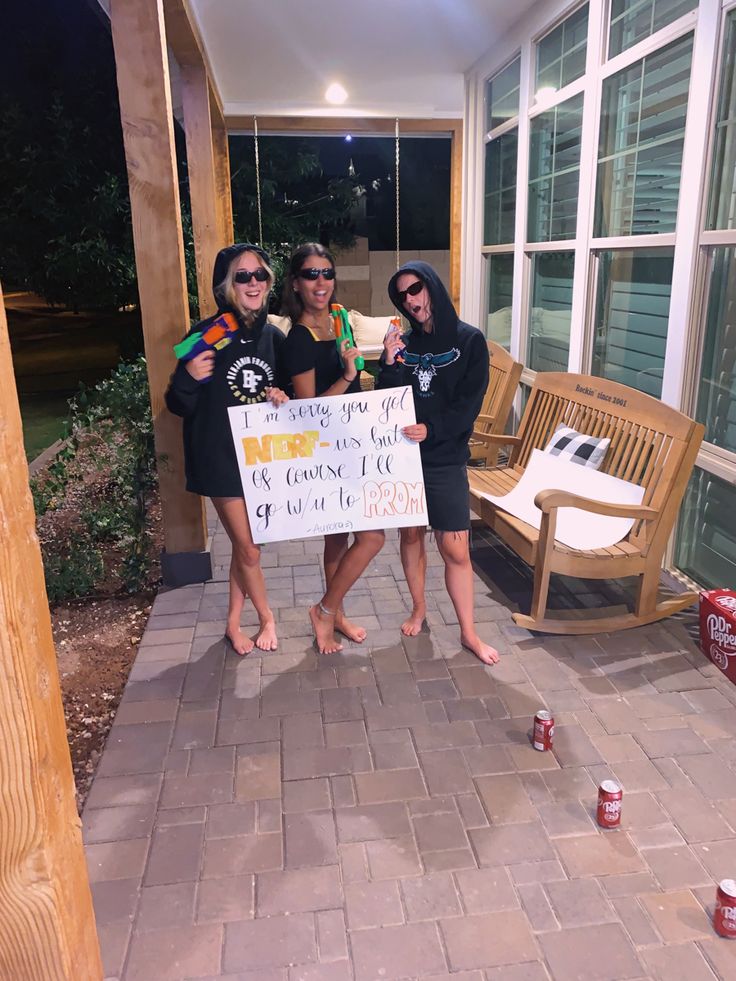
top-left (166, 244), bottom-right (289, 656)
top-left (378, 262), bottom-right (499, 666)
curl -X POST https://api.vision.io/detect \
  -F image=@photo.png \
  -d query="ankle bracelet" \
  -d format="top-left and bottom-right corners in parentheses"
top-left (319, 601), bottom-right (336, 617)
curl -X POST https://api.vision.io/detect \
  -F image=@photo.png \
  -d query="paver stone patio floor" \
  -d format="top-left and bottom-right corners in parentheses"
top-left (84, 509), bottom-right (736, 980)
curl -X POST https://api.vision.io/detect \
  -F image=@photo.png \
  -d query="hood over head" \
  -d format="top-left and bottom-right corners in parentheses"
top-left (387, 261), bottom-right (457, 343)
top-left (212, 243), bottom-right (271, 312)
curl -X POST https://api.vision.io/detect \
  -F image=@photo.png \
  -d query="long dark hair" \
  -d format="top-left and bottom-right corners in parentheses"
top-left (281, 242), bottom-right (338, 322)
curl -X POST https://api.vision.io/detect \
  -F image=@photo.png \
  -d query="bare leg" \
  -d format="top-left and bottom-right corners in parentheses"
top-left (226, 559), bottom-right (253, 655)
top-left (399, 526), bottom-right (427, 636)
top-left (323, 534), bottom-right (365, 642)
top-left (213, 497), bottom-right (278, 651)
top-left (310, 529), bottom-right (385, 654)
top-left (436, 530), bottom-right (498, 665)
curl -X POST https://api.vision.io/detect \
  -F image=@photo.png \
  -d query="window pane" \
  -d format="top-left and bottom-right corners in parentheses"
top-left (486, 253), bottom-right (514, 347)
top-left (596, 34), bottom-right (693, 237)
top-left (675, 467), bottom-right (736, 588)
top-left (609, 0), bottom-right (696, 59)
top-left (486, 58), bottom-right (521, 131)
top-left (707, 10), bottom-right (736, 230)
top-left (528, 94), bottom-right (584, 242)
top-left (592, 249), bottom-right (673, 397)
top-left (536, 4), bottom-right (588, 94)
top-left (528, 252), bottom-right (574, 372)
top-left (484, 130), bottom-right (518, 246)
top-left (696, 248), bottom-right (736, 453)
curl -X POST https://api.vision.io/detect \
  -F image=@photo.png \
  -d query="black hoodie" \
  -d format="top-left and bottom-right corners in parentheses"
top-left (165, 243), bottom-right (287, 498)
top-left (377, 261), bottom-right (489, 467)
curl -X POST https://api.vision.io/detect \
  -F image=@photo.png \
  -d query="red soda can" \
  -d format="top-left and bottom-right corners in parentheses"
top-left (533, 710), bottom-right (554, 751)
top-left (597, 780), bottom-right (622, 828)
top-left (714, 879), bottom-right (736, 938)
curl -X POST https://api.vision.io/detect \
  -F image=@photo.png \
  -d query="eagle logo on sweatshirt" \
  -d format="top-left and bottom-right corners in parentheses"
top-left (399, 348), bottom-right (461, 395)
top-left (226, 356), bottom-right (274, 404)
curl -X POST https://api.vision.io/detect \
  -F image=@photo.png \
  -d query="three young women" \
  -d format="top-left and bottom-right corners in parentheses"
top-left (166, 244), bottom-right (289, 656)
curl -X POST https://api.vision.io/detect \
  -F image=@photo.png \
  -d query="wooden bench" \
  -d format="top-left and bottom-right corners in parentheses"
top-left (469, 372), bottom-right (705, 634)
top-left (469, 341), bottom-right (523, 467)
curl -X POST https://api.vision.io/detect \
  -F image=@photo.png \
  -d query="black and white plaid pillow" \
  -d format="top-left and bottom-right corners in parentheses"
top-left (543, 424), bottom-right (610, 469)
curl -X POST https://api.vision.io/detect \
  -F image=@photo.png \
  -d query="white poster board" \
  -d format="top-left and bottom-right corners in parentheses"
top-left (480, 449), bottom-right (645, 550)
top-left (228, 386), bottom-right (428, 544)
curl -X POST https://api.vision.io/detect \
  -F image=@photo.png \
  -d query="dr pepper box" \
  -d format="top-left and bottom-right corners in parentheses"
top-left (700, 589), bottom-right (736, 687)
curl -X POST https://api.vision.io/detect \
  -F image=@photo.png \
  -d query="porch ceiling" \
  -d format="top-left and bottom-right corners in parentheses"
top-left (187, 0), bottom-right (536, 121)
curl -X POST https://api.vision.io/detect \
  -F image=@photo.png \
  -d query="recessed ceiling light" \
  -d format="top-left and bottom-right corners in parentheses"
top-left (344, 134), bottom-right (353, 142)
top-left (325, 82), bottom-right (348, 104)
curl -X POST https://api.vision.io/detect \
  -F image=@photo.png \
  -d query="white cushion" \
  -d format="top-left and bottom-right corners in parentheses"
top-left (267, 314), bottom-right (292, 335)
top-left (348, 310), bottom-right (394, 354)
top-left (543, 424), bottom-right (610, 470)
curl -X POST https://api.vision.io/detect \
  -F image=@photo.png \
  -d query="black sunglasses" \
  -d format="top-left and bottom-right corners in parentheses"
top-left (298, 267), bottom-right (336, 281)
top-left (234, 267), bottom-right (269, 284)
top-left (397, 281), bottom-right (424, 303)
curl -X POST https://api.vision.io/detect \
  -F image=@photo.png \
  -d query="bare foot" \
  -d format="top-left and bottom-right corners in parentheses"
top-left (461, 632), bottom-right (500, 666)
top-left (225, 627), bottom-right (255, 656)
top-left (401, 607), bottom-right (426, 637)
top-left (255, 618), bottom-right (278, 651)
top-left (335, 612), bottom-right (367, 643)
top-left (309, 604), bottom-right (343, 655)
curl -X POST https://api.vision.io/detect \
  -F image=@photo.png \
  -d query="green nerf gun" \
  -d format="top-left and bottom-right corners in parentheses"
top-left (331, 303), bottom-right (364, 371)
top-left (173, 312), bottom-right (239, 382)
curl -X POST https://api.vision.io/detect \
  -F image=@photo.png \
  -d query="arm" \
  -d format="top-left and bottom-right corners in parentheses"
top-left (429, 332), bottom-right (489, 441)
top-left (165, 352), bottom-right (213, 418)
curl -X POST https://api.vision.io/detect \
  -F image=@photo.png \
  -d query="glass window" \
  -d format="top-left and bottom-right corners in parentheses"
top-left (528, 252), bottom-right (574, 372)
top-left (484, 130), bottom-right (518, 246)
top-left (707, 11), bottom-right (736, 230)
top-left (536, 4), bottom-right (588, 95)
top-left (695, 248), bottom-right (736, 454)
top-left (675, 467), bottom-right (736, 588)
top-left (592, 249), bottom-right (673, 398)
top-left (596, 34), bottom-right (693, 237)
top-left (528, 94), bottom-right (584, 242)
top-left (486, 253), bottom-right (514, 347)
top-left (609, 0), bottom-right (697, 59)
top-left (486, 58), bottom-right (521, 132)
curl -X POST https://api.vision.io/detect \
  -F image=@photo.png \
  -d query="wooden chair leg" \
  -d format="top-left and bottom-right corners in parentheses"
top-left (635, 563), bottom-right (661, 618)
top-left (529, 560), bottom-right (552, 622)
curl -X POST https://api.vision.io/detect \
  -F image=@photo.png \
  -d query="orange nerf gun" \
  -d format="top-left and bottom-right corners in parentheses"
top-left (330, 303), bottom-right (364, 371)
top-left (173, 312), bottom-right (239, 382)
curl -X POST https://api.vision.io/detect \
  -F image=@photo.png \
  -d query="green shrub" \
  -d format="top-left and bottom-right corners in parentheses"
top-left (33, 356), bottom-right (158, 600)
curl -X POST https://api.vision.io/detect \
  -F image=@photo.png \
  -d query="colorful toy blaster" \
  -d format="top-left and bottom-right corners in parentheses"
top-left (330, 303), bottom-right (364, 371)
top-left (173, 312), bottom-right (239, 378)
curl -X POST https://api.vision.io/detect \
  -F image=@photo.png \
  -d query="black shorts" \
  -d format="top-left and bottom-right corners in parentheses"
top-left (423, 464), bottom-right (470, 532)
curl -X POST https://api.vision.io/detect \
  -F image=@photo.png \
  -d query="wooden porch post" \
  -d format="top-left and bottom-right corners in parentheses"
top-left (109, 0), bottom-right (210, 584)
top-left (181, 61), bottom-right (221, 320)
top-left (0, 286), bottom-right (102, 981)
top-left (211, 104), bottom-right (234, 248)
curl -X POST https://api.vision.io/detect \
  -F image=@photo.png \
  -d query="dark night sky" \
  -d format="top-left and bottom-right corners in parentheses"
top-left (1, 0), bottom-right (450, 251)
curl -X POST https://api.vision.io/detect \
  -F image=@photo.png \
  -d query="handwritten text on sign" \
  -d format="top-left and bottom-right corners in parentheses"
top-left (227, 386), bottom-right (428, 543)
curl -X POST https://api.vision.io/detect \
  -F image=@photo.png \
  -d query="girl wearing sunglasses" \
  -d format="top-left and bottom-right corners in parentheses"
top-left (166, 244), bottom-right (290, 656)
top-left (282, 243), bottom-right (384, 655)
top-left (379, 262), bottom-right (499, 667)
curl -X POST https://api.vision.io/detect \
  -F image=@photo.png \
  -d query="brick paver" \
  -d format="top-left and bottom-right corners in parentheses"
top-left (84, 513), bottom-right (736, 979)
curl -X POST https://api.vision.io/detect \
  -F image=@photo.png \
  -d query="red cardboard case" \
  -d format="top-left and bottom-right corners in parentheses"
top-left (700, 589), bottom-right (736, 686)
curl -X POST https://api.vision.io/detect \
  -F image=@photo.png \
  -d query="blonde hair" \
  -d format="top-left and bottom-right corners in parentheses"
top-left (216, 249), bottom-right (275, 323)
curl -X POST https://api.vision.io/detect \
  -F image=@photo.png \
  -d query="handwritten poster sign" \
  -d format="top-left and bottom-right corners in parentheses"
top-left (227, 386), bottom-right (428, 544)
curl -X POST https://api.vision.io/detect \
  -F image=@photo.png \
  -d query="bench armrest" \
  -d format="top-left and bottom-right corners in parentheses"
top-left (475, 413), bottom-right (498, 426)
top-left (534, 488), bottom-right (658, 522)
top-left (470, 432), bottom-right (522, 447)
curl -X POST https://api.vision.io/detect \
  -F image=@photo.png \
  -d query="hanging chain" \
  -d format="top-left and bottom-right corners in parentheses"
top-left (395, 117), bottom-right (400, 270)
top-left (254, 115), bottom-right (264, 245)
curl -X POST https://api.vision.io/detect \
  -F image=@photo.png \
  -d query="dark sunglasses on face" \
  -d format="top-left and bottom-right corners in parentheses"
top-left (234, 267), bottom-right (270, 284)
top-left (397, 281), bottom-right (424, 303)
top-left (298, 267), bottom-right (336, 281)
